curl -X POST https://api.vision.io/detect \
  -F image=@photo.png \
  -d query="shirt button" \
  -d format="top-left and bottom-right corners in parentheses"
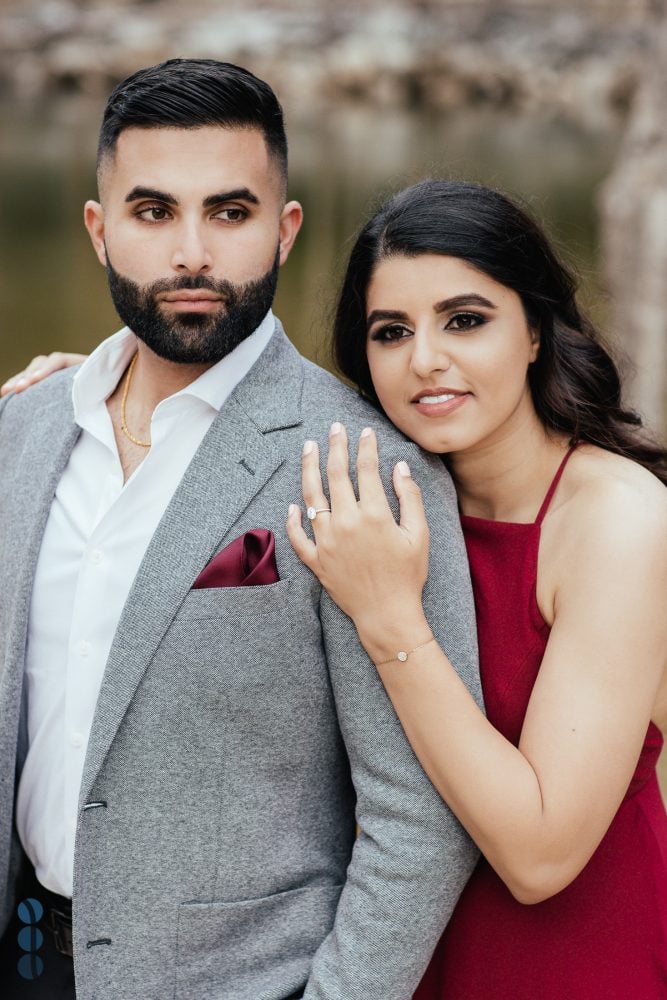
top-left (69, 731), bottom-right (84, 748)
top-left (90, 549), bottom-right (104, 565)
top-left (76, 640), bottom-right (92, 657)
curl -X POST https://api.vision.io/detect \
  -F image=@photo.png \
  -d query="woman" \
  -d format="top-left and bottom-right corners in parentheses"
top-left (7, 180), bottom-right (667, 996)
top-left (285, 181), bottom-right (667, 997)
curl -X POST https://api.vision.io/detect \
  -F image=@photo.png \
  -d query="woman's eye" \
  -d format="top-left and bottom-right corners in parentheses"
top-left (136, 205), bottom-right (171, 222)
top-left (446, 312), bottom-right (485, 332)
top-left (371, 323), bottom-right (411, 342)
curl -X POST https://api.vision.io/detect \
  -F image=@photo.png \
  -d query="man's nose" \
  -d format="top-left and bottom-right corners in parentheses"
top-left (170, 221), bottom-right (213, 273)
top-left (409, 329), bottom-right (452, 378)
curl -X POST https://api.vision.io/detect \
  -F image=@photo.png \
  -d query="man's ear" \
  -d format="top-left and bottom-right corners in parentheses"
top-left (84, 200), bottom-right (107, 267)
top-left (277, 200), bottom-right (303, 267)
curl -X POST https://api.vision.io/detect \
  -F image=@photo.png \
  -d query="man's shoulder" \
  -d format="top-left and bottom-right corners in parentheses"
top-left (1, 367), bottom-right (76, 410)
top-left (0, 368), bottom-right (76, 432)
top-left (300, 357), bottom-right (374, 411)
top-left (295, 355), bottom-right (454, 497)
top-left (298, 356), bottom-right (403, 440)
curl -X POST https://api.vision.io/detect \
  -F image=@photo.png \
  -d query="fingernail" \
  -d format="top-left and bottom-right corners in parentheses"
top-left (397, 461), bottom-right (411, 477)
top-left (2, 378), bottom-right (15, 389)
top-left (330, 422), bottom-right (342, 435)
top-left (15, 378), bottom-right (27, 387)
top-left (288, 503), bottom-right (299, 516)
top-left (31, 369), bottom-right (43, 379)
top-left (303, 440), bottom-right (314, 455)
top-left (360, 427), bottom-right (373, 438)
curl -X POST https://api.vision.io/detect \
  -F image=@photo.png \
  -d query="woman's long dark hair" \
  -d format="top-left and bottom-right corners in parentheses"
top-left (333, 180), bottom-right (667, 483)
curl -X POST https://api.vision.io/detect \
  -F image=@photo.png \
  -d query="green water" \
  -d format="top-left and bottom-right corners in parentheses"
top-left (0, 97), bottom-right (620, 383)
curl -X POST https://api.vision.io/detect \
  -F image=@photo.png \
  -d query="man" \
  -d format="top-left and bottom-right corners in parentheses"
top-left (0, 59), bottom-right (481, 999)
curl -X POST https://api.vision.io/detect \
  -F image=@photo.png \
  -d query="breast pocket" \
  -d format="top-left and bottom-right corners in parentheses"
top-left (150, 578), bottom-right (326, 755)
top-left (162, 578), bottom-right (295, 680)
top-left (176, 578), bottom-right (293, 632)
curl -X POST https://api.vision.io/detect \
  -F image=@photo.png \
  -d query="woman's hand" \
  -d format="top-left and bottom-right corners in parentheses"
top-left (1, 352), bottom-right (87, 396)
top-left (287, 422), bottom-right (432, 655)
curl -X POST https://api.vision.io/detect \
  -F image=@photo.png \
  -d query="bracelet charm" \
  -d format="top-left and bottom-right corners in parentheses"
top-left (376, 637), bottom-right (435, 667)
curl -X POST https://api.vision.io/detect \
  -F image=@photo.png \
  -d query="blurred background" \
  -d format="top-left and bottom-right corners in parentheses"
top-left (1, 0), bottom-right (666, 780)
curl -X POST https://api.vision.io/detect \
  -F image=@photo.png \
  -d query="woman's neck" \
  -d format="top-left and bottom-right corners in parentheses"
top-left (449, 418), bottom-right (569, 522)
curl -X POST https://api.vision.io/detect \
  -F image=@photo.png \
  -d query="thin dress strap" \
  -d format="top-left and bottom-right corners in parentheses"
top-left (534, 445), bottom-right (578, 526)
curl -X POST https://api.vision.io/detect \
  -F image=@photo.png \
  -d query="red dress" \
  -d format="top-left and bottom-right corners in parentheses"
top-left (415, 448), bottom-right (667, 999)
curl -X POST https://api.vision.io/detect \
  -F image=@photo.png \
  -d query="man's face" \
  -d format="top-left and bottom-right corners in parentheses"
top-left (84, 126), bottom-right (302, 363)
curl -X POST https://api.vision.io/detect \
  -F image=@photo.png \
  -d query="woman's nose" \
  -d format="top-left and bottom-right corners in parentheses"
top-left (409, 330), bottom-right (452, 378)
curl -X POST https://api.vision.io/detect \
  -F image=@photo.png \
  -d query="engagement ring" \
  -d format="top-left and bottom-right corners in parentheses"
top-left (307, 506), bottom-right (331, 521)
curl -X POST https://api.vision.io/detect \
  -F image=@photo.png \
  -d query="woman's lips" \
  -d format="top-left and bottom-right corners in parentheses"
top-left (412, 391), bottom-right (471, 417)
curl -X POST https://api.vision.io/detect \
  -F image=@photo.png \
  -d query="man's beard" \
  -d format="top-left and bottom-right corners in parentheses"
top-left (105, 250), bottom-right (279, 364)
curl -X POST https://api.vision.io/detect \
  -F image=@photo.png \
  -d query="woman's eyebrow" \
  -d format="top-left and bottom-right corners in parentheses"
top-left (366, 309), bottom-right (409, 329)
top-left (434, 293), bottom-right (497, 312)
top-left (366, 295), bottom-right (497, 330)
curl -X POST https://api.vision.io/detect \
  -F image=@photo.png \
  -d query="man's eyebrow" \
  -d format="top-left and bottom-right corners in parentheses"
top-left (125, 186), bottom-right (178, 205)
top-left (202, 188), bottom-right (260, 208)
top-left (434, 293), bottom-right (497, 312)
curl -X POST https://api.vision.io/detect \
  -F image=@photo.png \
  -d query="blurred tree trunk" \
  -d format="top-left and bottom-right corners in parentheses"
top-left (599, 0), bottom-right (667, 436)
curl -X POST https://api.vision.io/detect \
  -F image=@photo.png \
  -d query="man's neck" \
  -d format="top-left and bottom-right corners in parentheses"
top-left (104, 341), bottom-right (215, 484)
top-left (117, 341), bottom-right (215, 411)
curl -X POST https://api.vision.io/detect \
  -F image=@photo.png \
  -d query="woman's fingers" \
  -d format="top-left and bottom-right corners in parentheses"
top-left (1, 351), bottom-right (86, 396)
top-left (301, 439), bottom-right (331, 526)
top-left (326, 422), bottom-right (358, 510)
top-left (356, 427), bottom-right (392, 514)
top-left (393, 461), bottom-right (429, 541)
top-left (286, 504), bottom-right (319, 573)
top-left (0, 354), bottom-right (48, 396)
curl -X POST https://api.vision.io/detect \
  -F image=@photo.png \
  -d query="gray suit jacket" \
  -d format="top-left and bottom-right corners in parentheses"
top-left (0, 323), bottom-right (482, 1000)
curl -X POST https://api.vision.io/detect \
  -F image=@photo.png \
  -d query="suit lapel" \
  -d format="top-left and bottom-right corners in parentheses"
top-left (79, 325), bottom-right (304, 805)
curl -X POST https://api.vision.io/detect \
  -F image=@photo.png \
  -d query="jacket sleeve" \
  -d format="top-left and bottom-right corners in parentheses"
top-left (304, 442), bottom-right (483, 1000)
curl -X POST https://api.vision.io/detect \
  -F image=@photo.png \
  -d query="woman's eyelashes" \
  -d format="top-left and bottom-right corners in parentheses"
top-left (370, 323), bottom-right (412, 343)
top-left (444, 311), bottom-right (486, 331)
top-left (369, 311), bottom-right (487, 342)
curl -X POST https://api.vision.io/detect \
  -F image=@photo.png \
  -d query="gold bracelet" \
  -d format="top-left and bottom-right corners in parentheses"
top-left (375, 637), bottom-right (436, 666)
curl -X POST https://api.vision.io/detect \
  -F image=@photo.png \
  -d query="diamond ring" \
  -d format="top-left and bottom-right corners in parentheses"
top-left (307, 506), bottom-right (331, 521)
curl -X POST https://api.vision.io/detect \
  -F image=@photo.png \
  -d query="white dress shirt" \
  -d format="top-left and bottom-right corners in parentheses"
top-left (15, 311), bottom-right (275, 898)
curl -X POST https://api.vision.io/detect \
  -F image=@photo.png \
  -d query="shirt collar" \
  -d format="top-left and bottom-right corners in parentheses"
top-left (72, 310), bottom-right (276, 423)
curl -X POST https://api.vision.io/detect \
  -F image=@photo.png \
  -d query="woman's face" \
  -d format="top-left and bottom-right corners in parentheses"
top-left (365, 253), bottom-right (540, 456)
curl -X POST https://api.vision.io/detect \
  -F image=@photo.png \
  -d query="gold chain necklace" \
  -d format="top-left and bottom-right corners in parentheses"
top-left (120, 353), bottom-right (151, 448)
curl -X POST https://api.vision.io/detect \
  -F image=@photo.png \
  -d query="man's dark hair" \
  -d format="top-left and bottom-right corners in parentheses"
top-left (97, 58), bottom-right (288, 185)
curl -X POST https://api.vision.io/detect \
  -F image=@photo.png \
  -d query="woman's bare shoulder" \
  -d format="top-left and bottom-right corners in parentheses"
top-left (557, 444), bottom-right (667, 552)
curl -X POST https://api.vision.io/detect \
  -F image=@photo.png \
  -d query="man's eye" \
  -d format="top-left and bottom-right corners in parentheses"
top-left (446, 312), bottom-right (485, 331)
top-left (135, 205), bottom-right (171, 222)
top-left (214, 207), bottom-right (247, 223)
top-left (370, 324), bottom-right (411, 342)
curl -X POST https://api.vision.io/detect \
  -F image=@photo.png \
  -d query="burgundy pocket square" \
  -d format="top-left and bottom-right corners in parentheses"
top-left (192, 529), bottom-right (279, 589)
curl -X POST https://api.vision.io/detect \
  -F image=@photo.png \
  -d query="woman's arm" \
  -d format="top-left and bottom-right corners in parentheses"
top-left (287, 424), bottom-right (667, 904)
top-left (0, 351), bottom-right (86, 396)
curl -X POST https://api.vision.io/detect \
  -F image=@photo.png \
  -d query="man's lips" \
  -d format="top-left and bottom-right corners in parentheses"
top-left (160, 291), bottom-right (224, 313)
top-left (411, 387), bottom-right (471, 417)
